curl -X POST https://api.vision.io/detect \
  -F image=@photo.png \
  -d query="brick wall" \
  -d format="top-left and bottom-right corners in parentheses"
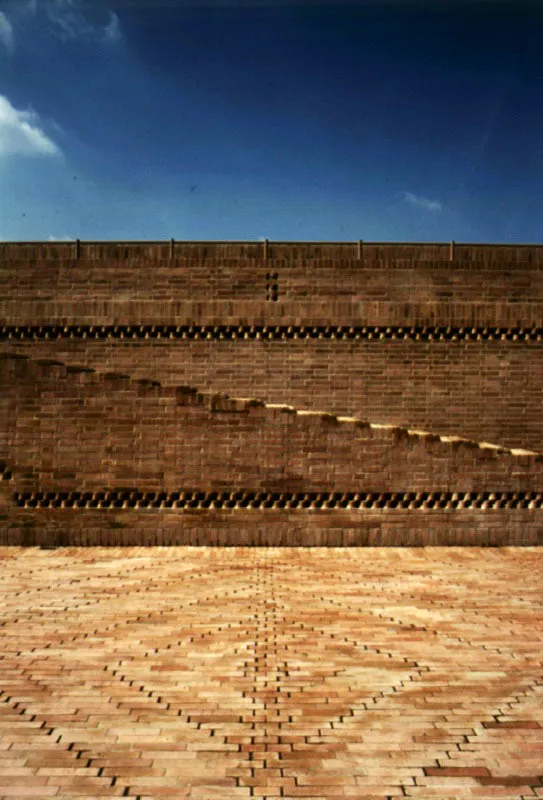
top-left (1, 242), bottom-right (542, 546)
top-left (1, 247), bottom-right (543, 452)
top-left (3, 338), bottom-right (541, 451)
top-left (3, 352), bottom-right (541, 492)
top-left (2, 507), bottom-right (541, 548)
top-left (2, 259), bottom-right (543, 306)
top-left (2, 240), bottom-right (543, 262)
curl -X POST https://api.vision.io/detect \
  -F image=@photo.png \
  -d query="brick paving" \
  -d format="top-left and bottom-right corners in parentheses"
top-left (0, 545), bottom-right (541, 800)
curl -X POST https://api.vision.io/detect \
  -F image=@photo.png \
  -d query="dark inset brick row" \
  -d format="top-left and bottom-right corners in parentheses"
top-left (2, 323), bottom-right (543, 341)
top-left (11, 489), bottom-right (543, 510)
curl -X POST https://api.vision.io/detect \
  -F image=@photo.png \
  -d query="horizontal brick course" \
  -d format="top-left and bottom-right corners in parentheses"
top-left (1, 241), bottom-right (542, 546)
top-left (3, 336), bottom-right (540, 450)
top-left (1, 508), bottom-right (543, 547)
top-left (2, 260), bottom-right (543, 302)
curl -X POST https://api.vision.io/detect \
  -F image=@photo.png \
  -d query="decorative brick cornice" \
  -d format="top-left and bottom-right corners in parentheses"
top-left (1, 324), bottom-right (542, 342)
top-left (11, 489), bottom-right (543, 510)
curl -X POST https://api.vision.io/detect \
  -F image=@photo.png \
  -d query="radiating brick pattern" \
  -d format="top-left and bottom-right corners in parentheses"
top-left (0, 546), bottom-right (541, 800)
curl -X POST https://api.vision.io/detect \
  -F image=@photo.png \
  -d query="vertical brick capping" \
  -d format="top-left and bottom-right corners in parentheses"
top-left (1, 241), bottom-right (542, 545)
top-left (2, 240), bottom-right (543, 261)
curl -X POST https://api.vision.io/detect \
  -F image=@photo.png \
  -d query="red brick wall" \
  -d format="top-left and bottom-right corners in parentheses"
top-left (1, 242), bottom-right (542, 546)
top-left (2, 299), bottom-right (541, 327)
top-left (1, 354), bottom-right (541, 495)
top-left (1, 246), bottom-right (543, 451)
top-left (3, 338), bottom-right (542, 451)
top-left (1, 258), bottom-right (543, 306)
top-left (2, 507), bottom-right (541, 548)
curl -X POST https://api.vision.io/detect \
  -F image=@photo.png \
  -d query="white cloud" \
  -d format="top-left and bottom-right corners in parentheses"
top-left (42, 0), bottom-right (122, 44)
top-left (19, 0), bottom-right (38, 15)
top-left (0, 94), bottom-right (62, 158)
top-left (0, 12), bottom-right (14, 53)
top-left (103, 11), bottom-right (121, 42)
top-left (0, 0), bottom-right (122, 56)
top-left (44, 0), bottom-right (90, 41)
top-left (48, 235), bottom-right (75, 241)
top-left (403, 191), bottom-right (442, 213)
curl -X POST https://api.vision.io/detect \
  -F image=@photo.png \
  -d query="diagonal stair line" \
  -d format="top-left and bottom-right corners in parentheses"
top-left (268, 611), bottom-right (542, 795)
top-left (317, 593), bottom-right (538, 662)
top-left (248, 560), bottom-right (465, 794)
top-left (276, 560), bottom-right (542, 660)
top-left (0, 535), bottom-right (256, 614)
top-left (0, 552), bottom-right (189, 612)
top-left (265, 584), bottom-right (542, 737)
top-left (0, 686), bottom-right (120, 793)
top-left (406, 682), bottom-right (543, 794)
top-left (0, 623), bottom-right (252, 783)
top-left (0, 573), bottom-right (264, 667)
top-left (1, 350), bottom-right (541, 458)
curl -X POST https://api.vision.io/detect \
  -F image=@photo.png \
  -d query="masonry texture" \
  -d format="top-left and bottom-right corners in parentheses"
top-left (1, 241), bottom-right (542, 545)
top-left (0, 545), bottom-right (541, 800)
top-left (1, 243), bottom-right (543, 800)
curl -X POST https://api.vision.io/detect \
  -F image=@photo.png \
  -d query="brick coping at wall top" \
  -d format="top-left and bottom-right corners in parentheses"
top-left (2, 239), bottom-right (543, 266)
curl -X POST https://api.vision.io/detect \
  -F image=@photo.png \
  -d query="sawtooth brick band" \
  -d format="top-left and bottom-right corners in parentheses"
top-left (1, 241), bottom-right (542, 545)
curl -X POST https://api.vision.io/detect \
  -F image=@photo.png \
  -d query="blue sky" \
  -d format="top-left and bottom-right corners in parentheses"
top-left (0, 0), bottom-right (542, 242)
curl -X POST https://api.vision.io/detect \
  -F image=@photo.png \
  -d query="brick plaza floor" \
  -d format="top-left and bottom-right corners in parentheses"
top-left (0, 546), bottom-right (541, 800)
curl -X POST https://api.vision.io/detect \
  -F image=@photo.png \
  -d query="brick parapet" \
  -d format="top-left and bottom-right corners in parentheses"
top-left (2, 240), bottom-right (543, 263)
